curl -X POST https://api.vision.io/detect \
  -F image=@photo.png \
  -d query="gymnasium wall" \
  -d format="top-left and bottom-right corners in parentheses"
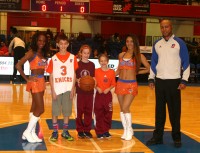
top-left (1, 1), bottom-right (200, 39)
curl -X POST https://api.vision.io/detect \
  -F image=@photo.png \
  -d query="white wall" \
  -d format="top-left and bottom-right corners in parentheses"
top-left (60, 14), bottom-right (101, 36)
top-left (146, 18), bottom-right (161, 36)
top-left (145, 18), bottom-right (194, 45)
top-left (0, 13), bottom-right (7, 34)
top-left (146, 18), bottom-right (194, 37)
top-left (172, 20), bottom-right (194, 37)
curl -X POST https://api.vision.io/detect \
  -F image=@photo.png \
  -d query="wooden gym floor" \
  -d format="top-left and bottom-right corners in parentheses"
top-left (0, 82), bottom-right (199, 153)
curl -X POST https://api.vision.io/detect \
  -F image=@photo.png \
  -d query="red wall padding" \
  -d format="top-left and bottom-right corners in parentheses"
top-left (101, 21), bottom-right (146, 45)
top-left (194, 22), bottom-right (200, 36)
top-left (90, 0), bottom-right (113, 14)
top-left (7, 13), bottom-right (60, 33)
top-left (101, 21), bottom-right (145, 35)
top-left (21, 0), bottom-right (30, 10)
top-left (150, 3), bottom-right (200, 18)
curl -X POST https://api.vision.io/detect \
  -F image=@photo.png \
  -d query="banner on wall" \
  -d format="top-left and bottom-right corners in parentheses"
top-left (0, 57), bottom-right (29, 75)
top-left (113, 0), bottom-right (150, 15)
top-left (0, 0), bottom-right (22, 10)
top-left (0, 57), bottom-right (119, 75)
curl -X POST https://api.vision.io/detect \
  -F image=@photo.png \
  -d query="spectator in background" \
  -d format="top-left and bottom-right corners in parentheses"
top-left (69, 33), bottom-right (76, 43)
top-left (0, 41), bottom-right (9, 56)
top-left (46, 29), bottom-right (53, 39)
top-left (93, 49), bottom-right (99, 58)
top-left (191, 38), bottom-right (199, 46)
top-left (25, 36), bottom-right (32, 52)
top-left (99, 40), bottom-right (110, 57)
top-left (77, 32), bottom-right (85, 42)
top-left (54, 29), bottom-right (65, 41)
top-left (69, 33), bottom-right (77, 53)
top-left (46, 33), bottom-right (57, 56)
top-left (111, 33), bottom-right (121, 43)
top-left (9, 27), bottom-right (26, 83)
top-left (93, 33), bottom-right (103, 43)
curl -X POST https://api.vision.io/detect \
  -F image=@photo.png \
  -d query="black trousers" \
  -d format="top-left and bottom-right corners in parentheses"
top-left (153, 78), bottom-right (181, 141)
top-left (13, 46), bottom-right (25, 78)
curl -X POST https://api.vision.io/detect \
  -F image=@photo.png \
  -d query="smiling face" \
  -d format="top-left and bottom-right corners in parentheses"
top-left (79, 45), bottom-right (91, 62)
top-left (99, 55), bottom-right (108, 69)
top-left (37, 35), bottom-right (46, 50)
top-left (160, 19), bottom-right (173, 40)
top-left (126, 36), bottom-right (134, 51)
top-left (57, 40), bottom-right (69, 52)
top-left (81, 48), bottom-right (90, 62)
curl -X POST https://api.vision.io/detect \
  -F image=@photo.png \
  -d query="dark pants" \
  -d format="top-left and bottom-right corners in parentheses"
top-left (94, 91), bottom-right (113, 135)
top-left (13, 46), bottom-right (25, 78)
top-left (76, 93), bottom-right (93, 132)
top-left (154, 78), bottom-right (181, 141)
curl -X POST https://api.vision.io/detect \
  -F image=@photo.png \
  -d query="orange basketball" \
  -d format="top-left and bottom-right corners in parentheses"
top-left (79, 75), bottom-right (95, 92)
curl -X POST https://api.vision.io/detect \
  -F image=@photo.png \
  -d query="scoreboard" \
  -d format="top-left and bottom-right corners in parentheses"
top-left (31, 0), bottom-right (90, 14)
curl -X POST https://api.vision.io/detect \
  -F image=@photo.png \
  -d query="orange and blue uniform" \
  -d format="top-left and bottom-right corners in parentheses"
top-left (26, 54), bottom-right (47, 93)
top-left (115, 56), bottom-right (138, 96)
top-left (94, 68), bottom-right (116, 135)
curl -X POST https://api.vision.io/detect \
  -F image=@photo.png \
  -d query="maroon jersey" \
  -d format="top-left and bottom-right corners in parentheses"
top-left (76, 60), bottom-right (95, 94)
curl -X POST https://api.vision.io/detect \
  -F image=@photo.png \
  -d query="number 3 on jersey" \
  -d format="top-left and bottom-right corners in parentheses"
top-left (61, 66), bottom-right (67, 76)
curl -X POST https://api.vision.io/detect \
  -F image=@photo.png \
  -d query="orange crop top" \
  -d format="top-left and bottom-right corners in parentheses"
top-left (119, 56), bottom-right (136, 70)
top-left (29, 54), bottom-right (47, 70)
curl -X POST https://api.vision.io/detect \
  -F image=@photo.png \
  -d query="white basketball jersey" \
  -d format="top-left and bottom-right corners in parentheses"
top-left (52, 53), bottom-right (75, 95)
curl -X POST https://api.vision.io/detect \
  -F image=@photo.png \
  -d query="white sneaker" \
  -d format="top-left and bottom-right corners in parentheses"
top-left (31, 132), bottom-right (42, 142)
top-left (22, 130), bottom-right (37, 143)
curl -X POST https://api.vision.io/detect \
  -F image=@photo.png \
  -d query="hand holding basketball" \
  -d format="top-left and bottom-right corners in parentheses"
top-left (79, 75), bottom-right (95, 92)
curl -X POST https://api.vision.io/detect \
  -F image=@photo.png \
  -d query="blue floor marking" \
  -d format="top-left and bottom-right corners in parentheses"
top-left (0, 120), bottom-right (199, 152)
top-left (135, 131), bottom-right (200, 153)
top-left (46, 119), bottom-right (155, 129)
top-left (0, 123), bottom-right (47, 151)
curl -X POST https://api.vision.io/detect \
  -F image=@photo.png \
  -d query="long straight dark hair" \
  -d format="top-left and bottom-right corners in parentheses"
top-left (125, 34), bottom-right (141, 73)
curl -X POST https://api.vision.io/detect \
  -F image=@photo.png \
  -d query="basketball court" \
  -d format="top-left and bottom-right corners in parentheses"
top-left (0, 83), bottom-right (199, 153)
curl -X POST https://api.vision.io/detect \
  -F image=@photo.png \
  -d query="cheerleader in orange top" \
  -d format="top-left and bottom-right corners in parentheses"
top-left (16, 32), bottom-right (49, 143)
top-left (94, 54), bottom-right (116, 139)
top-left (115, 34), bottom-right (150, 141)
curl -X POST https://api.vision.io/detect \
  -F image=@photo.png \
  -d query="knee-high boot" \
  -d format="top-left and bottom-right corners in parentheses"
top-left (124, 113), bottom-right (134, 141)
top-left (120, 112), bottom-right (126, 139)
top-left (22, 115), bottom-right (39, 143)
top-left (29, 113), bottom-right (42, 142)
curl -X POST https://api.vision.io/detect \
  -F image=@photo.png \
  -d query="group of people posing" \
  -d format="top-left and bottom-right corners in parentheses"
top-left (15, 19), bottom-right (190, 148)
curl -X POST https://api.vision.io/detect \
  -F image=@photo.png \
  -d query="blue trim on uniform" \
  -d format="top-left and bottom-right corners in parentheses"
top-left (31, 74), bottom-right (44, 78)
top-left (174, 37), bottom-right (190, 71)
top-left (118, 78), bottom-right (136, 83)
top-left (151, 39), bottom-right (160, 75)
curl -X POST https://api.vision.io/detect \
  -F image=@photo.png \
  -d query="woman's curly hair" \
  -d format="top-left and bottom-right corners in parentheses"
top-left (30, 31), bottom-right (49, 59)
